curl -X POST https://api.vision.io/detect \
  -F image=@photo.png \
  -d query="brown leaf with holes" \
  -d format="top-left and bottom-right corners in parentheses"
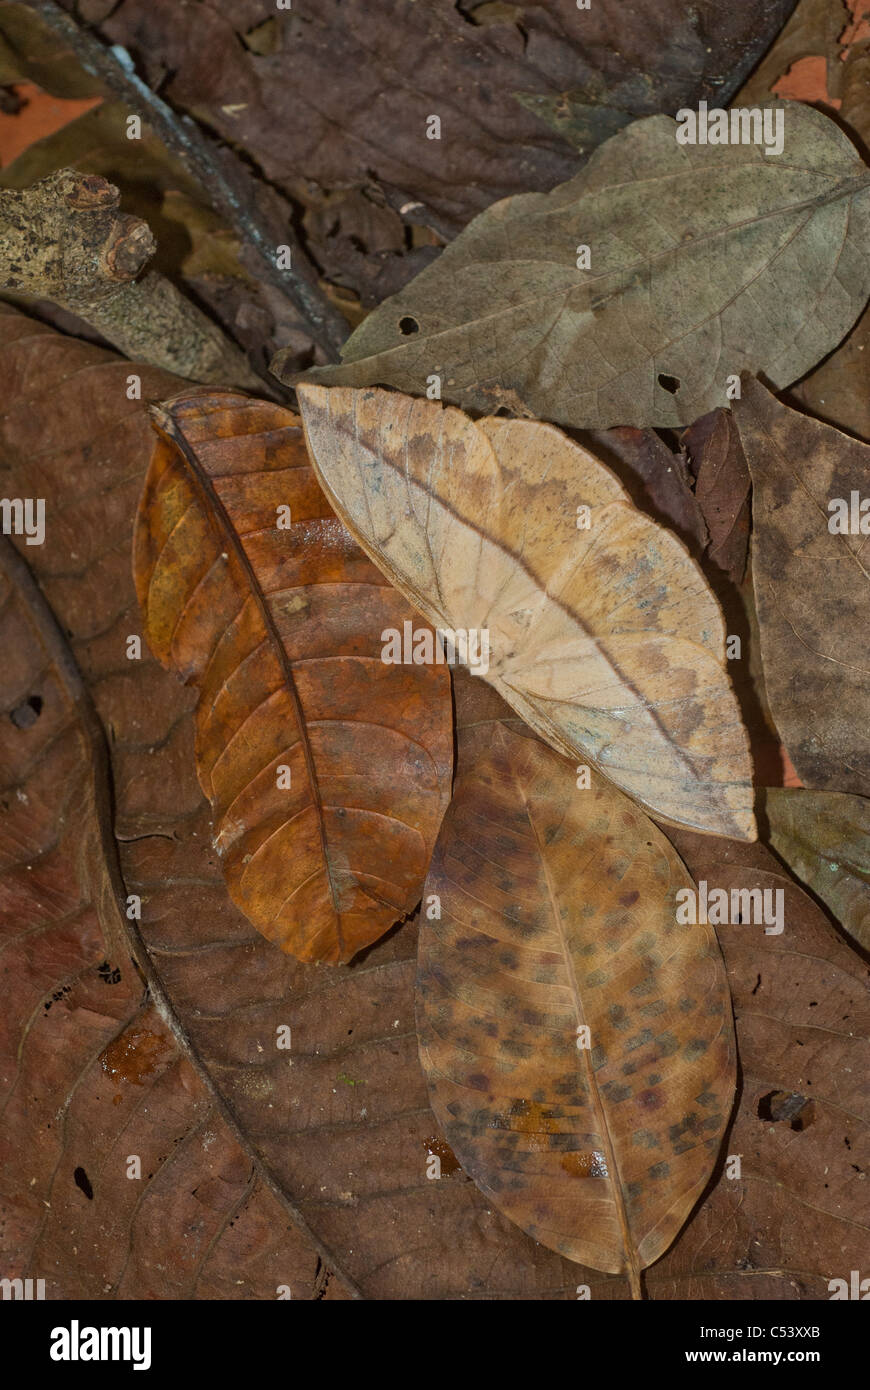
top-left (645, 827), bottom-right (870, 1298)
top-left (0, 535), bottom-right (338, 1300)
top-left (416, 723), bottom-right (736, 1293)
top-left (298, 383), bottom-right (756, 840)
top-left (133, 391), bottom-right (453, 964)
top-left (734, 375), bottom-right (870, 797)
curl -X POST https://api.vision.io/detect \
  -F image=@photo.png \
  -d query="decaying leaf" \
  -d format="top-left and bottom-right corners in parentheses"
top-left (84, 0), bottom-right (795, 241)
top-left (792, 37), bottom-right (870, 441)
top-left (734, 376), bottom-right (870, 797)
top-left (298, 384), bottom-right (755, 840)
top-left (682, 409), bottom-right (751, 583)
top-left (736, 0), bottom-right (849, 107)
top-left (289, 104), bottom-right (870, 429)
top-left (0, 535), bottom-right (336, 1299)
top-left (585, 425), bottom-right (708, 558)
top-left (417, 723), bottom-right (736, 1293)
top-left (763, 786), bottom-right (870, 953)
top-left (0, 306), bottom-right (597, 1300)
top-left (134, 391), bottom-right (453, 964)
top-left (650, 827), bottom-right (870, 1298)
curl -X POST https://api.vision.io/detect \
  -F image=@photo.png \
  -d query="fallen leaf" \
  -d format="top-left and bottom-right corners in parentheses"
top-left (0, 81), bottom-right (101, 165)
top-left (417, 723), bottom-right (736, 1293)
top-left (792, 39), bottom-right (870, 440)
top-left (290, 103), bottom-right (870, 430)
top-left (736, 0), bottom-right (849, 106)
top-left (641, 827), bottom-right (870, 1298)
top-left (585, 425), bottom-right (708, 558)
top-left (763, 786), bottom-right (870, 952)
top-left (682, 409), bottom-right (751, 583)
top-left (2, 306), bottom-right (862, 1299)
top-left (734, 376), bottom-right (870, 797)
top-left (134, 390), bottom-right (453, 964)
top-left (438, 685), bottom-right (869, 1296)
top-left (0, 534), bottom-right (337, 1299)
top-left (0, 307), bottom-right (596, 1298)
top-left (93, 0), bottom-right (796, 238)
top-left (298, 384), bottom-right (756, 840)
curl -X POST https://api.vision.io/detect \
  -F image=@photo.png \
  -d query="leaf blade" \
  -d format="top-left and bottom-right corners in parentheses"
top-left (734, 376), bottom-right (870, 797)
top-left (416, 725), bottom-right (736, 1283)
top-left (133, 391), bottom-right (453, 963)
top-left (288, 104), bottom-right (870, 429)
top-left (298, 383), bottom-right (756, 839)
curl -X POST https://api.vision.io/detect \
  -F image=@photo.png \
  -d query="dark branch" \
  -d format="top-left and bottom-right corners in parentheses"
top-left (24, 0), bottom-right (349, 362)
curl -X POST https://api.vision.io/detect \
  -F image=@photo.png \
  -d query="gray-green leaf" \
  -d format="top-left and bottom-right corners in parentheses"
top-left (284, 103), bottom-right (870, 430)
top-left (763, 787), bottom-right (870, 954)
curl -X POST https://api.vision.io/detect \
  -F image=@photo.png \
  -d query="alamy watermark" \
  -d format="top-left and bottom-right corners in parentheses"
top-left (675, 102), bottom-right (784, 157)
top-left (676, 880), bottom-right (784, 934)
top-left (0, 497), bottom-right (44, 546)
top-left (828, 492), bottom-right (870, 533)
top-left (381, 621), bottom-right (490, 676)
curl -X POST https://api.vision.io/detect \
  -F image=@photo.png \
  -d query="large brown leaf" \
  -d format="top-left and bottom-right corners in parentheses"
top-left (417, 722), bottom-right (736, 1295)
top-left (647, 828), bottom-right (870, 1299)
top-left (791, 37), bottom-right (870, 441)
top-left (763, 786), bottom-right (870, 954)
top-left (0, 533), bottom-right (343, 1299)
top-left (79, 0), bottom-right (796, 242)
top-left (297, 383), bottom-right (756, 840)
top-left (734, 376), bottom-right (870, 797)
top-left (133, 391), bottom-right (453, 964)
top-left (291, 104), bottom-right (870, 429)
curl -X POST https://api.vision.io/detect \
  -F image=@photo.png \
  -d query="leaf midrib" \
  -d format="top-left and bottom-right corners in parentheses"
top-left (498, 725), bottom-right (643, 1297)
top-left (154, 410), bottom-right (349, 957)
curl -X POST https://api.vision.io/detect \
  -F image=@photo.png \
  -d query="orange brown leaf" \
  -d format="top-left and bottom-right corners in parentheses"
top-left (133, 391), bottom-right (453, 963)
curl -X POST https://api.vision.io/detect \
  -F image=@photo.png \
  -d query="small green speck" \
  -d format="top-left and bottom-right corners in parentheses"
top-left (337, 1072), bottom-right (365, 1087)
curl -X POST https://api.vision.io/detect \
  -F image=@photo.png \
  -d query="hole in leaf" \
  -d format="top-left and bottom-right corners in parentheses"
top-left (658, 373), bottom-right (680, 394)
top-left (10, 694), bottom-right (42, 728)
top-left (757, 1089), bottom-right (815, 1131)
top-left (398, 316), bottom-right (420, 335)
top-left (73, 1166), bottom-right (94, 1200)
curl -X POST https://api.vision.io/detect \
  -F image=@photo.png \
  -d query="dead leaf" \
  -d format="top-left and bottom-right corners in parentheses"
top-left (92, 0), bottom-right (796, 239)
top-left (289, 104), bottom-right (870, 430)
top-left (0, 534), bottom-right (338, 1299)
top-left (417, 723), bottom-right (736, 1293)
top-left (763, 786), bottom-right (870, 952)
top-left (2, 306), bottom-right (863, 1298)
top-left (133, 390), bottom-right (453, 964)
top-left (682, 409), bottom-right (751, 583)
top-left (792, 39), bottom-right (870, 440)
top-left (736, 0), bottom-right (849, 107)
top-left (734, 376), bottom-right (870, 797)
top-left (643, 827), bottom-right (870, 1298)
top-left (585, 425), bottom-right (708, 558)
top-left (298, 384), bottom-right (756, 840)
